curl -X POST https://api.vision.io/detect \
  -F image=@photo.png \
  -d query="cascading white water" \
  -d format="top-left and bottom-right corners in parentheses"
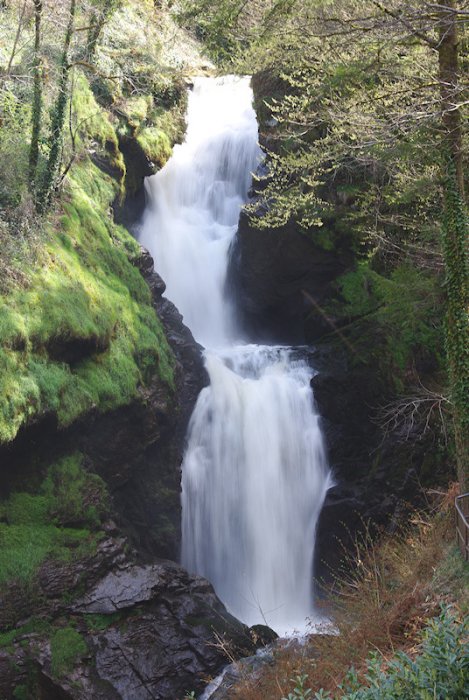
top-left (140, 77), bottom-right (260, 348)
top-left (140, 76), bottom-right (331, 636)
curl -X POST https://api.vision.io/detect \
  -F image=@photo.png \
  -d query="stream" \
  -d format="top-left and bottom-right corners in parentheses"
top-left (140, 76), bottom-right (331, 636)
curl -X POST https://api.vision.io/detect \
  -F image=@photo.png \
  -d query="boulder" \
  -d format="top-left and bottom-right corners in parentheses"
top-left (1, 559), bottom-right (260, 700)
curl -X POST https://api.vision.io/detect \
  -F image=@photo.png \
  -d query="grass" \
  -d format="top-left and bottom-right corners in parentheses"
top-left (0, 523), bottom-right (96, 587)
top-left (84, 612), bottom-right (123, 631)
top-left (50, 627), bottom-right (88, 678)
top-left (229, 486), bottom-right (469, 699)
top-left (0, 453), bottom-right (108, 588)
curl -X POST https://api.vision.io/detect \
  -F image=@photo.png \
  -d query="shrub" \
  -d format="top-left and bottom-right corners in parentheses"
top-left (304, 608), bottom-right (469, 699)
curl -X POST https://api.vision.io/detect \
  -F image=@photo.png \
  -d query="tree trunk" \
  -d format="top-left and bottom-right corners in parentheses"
top-left (6, 0), bottom-right (28, 75)
top-left (438, 0), bottom-right (469, 492)
top-left (86, 0), bottom-right (118, 62)
top-left (29, 0), bottom-right (43, 187)
top-left (37, 0), bottom-right (76, 211)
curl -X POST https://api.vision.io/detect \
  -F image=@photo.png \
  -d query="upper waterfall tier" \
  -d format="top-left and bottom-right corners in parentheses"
top-left (140, 76), bottom-right (261, 349)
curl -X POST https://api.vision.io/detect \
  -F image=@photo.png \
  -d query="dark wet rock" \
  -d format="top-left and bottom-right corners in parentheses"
top-left (46, 333), bottom-right (110, 366)
top-left (249, 624), bottom-right (278, 647)
top-left (228, 211), bottom-right (353, 345)
top-left (113, 134), bottom-right (156, 233)
top-left (1, 558), bottom-right (260, 700)
top-left (82, 564), bottom-right (256, 700)
top-left (39, 537), bottom-right (128, 602)
top-left (73, 562), bottom-right (181, 613)
top-left (310, 343), bottom-right (427, 584)
top-left (134, 245), bottom-right (208, 434)
top-left (108, 247), bottom-right (207, 558)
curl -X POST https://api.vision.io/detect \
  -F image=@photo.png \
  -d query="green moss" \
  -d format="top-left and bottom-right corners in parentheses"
top-left (71, 73), bottom-right (125, 181)
top-left (0, 155), bottom-right (175, 444)
top-left (111, 223), bottom-right (142, 261)
top-left (0, 522), bottom-right (95, 586)
top-left (137, 127), bottom-right (172, 167)
top-left (50, 627), bottom-right (88, 678)
top-left (124, 94), bottom-right (153, 125)
top-left (0, 454), bottom-right (107, 588)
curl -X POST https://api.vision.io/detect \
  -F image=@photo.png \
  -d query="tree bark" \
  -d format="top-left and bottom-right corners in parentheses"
top-left (438, 0), bottom-right (469, 492)
top-left (438, 0), bottom-right (465, 198)
top-left (29, 0), bottom-right (43, 187)
top-left (37, 0), bottom-right (76, 211)
top-left (86, 0), bottom-right (118, 62)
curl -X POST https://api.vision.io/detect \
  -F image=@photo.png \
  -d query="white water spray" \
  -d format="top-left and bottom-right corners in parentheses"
top-left (141, 76), bottom-right (330, 636)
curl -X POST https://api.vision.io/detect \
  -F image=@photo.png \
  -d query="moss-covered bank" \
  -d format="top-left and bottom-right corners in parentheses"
top-left (0, 0), bottom-right (208, 602)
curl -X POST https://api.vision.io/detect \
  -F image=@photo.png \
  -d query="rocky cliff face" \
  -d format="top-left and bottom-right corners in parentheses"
top-left (229, 209), bottom-right (353, 345)
top-left (111, 246), bottom-right (208, 559)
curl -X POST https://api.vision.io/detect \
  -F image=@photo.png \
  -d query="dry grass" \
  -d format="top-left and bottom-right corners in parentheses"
top-left (229, 484), bottom-right (468, 699)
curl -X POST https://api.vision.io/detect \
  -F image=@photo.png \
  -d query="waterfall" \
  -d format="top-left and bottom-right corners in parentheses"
top-left (140, 76), bottom-right (331, 636)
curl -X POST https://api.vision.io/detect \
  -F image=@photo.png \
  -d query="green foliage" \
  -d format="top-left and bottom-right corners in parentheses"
top-left (177, 0), bottom-right (247, 64)
top-left (36, 0), bottom-right (77, 211)
top-left (441, 166), bottom-right (469, 489)
top-left (283, 675), bottom-right (312, 700)
top-left (339, 609), bottom-right (468, 699)
top-left (284, 610), bottom-right (468, 700)
top-left (86, 0), bottom-right (121, 61)
top-left (0, 88), bottom-right (30, 207)
top-left (336, 263), bottom-right (379, 318)
top-left (84, 612), bottom-right (122, 631)
top-left (13, 686), bottom-right (29, 700)
top-left (50, 627), bottom-right (87, 678)
top-left (334, 262), bottom-right (444, 388)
